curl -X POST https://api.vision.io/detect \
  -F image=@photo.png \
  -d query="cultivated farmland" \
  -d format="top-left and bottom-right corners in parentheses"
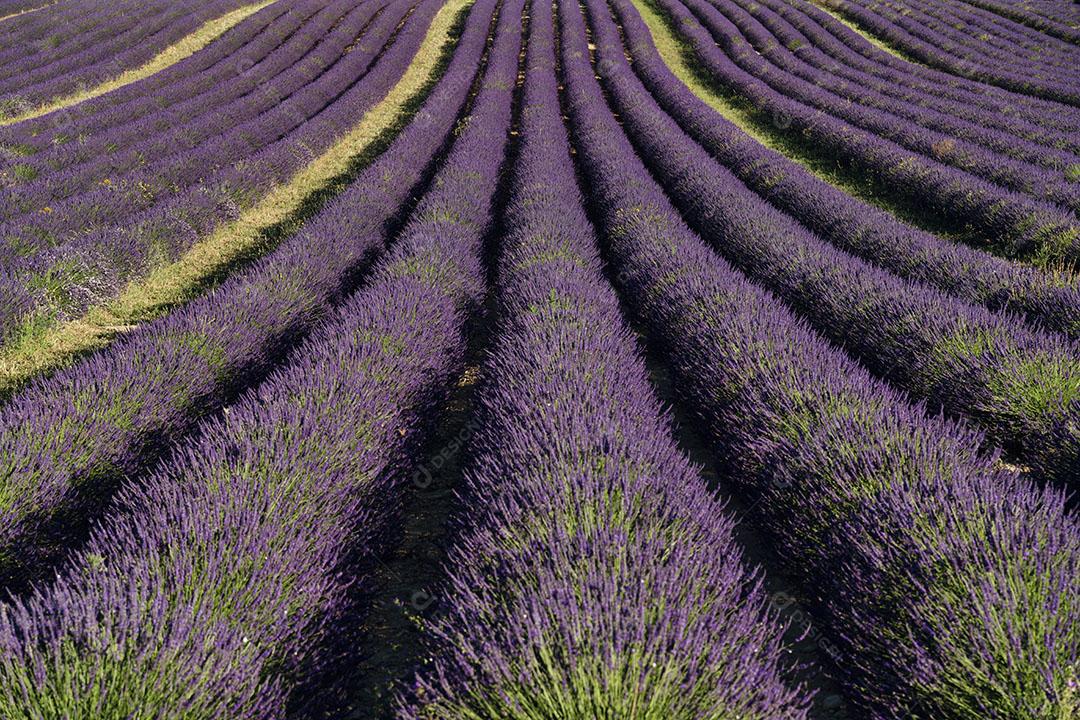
top-left (0, 0), bottom-right (1076, 717)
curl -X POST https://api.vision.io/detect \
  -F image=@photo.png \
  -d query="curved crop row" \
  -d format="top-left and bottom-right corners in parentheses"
top-left (0, 0), bottom-right (176, 66)
top-left (403, 1), bottom-right (808, 716)
top-left (0, 1), bottom-right (168, 76)
top-left (0, 0), bottom-right (296, 151)
top-left (0, 1), bottom-right (278, 128)
top-left (870, 0), bottom-right (1078, 65)
top-left (685, 0), bottom-right (1080, 215)
top-left (612, 0), bottom-right (1080, 341)
top-left (822, 0), bottom-right (1080, 105)
top-left (0, 0), bottom-right (493, 590)
top-left (957, 0), bottom-right (1080, 42)
top-left (922, 0), bottom-right (1077, 56)
top-left (0, 1), bottom-right (79, 37)
top-left (653, 0), bottom-right (1080, 268)
top-left (753, 0), bottom-right (1080, 135)
top-left (868, 0), bottom-right (1078, 70)
top-left (0, 0), bottom-right (329, 174)
top-left (560, 3), bottom-right (1080, 716)
top-left (0, 0), bottom-right (434, 343)
top-left (0, 0), bottom-right (383, 219)
top-left (719, 0), bottom-right (1080, 154)
top-left (0, 2), bottom-right (519, 713)
top-left (0, 0), bottom-right (259, 118)
top-left (936, 0), bottom-right (1077, 54)
top-left (0, 3), bottom-right (51, 26)
top-left (0, 1), bottom-right (53, 19)
top-left (704, 0), bottom-right (1080, 176)
top-left (591, 0), bottom-right (1080, 488)
top-left (0, 0), bottom-right (410, 253)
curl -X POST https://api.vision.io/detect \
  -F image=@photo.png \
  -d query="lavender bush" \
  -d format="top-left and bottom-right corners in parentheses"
top-left (589, 0), bottom-right (1080, 488)
top-left (0, 0), bottom-right (495, 589)
top-left (0, 0), bottom-right (519, 713)
top-left (611, 0), bottom-right (1080, 341)
top-left (654, 0), bottom-right (1080, 268)
top-left (561, 2), bottom-right (1080, 715)
top-left (402, 1), bottom-right (809, 715)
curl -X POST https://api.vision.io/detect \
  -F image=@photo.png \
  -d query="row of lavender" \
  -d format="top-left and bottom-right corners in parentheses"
top-left (561, 0), bottom-right (1079, 716)
top-left (0, 0), bottom-right (439, 344)
top-left (958, 0), bottom-right (1080, 41)
top-left (753, 0), bottom-right (1080, 136)
top-left (826, 0), bottom-right (1080, 104)
top-left (0, 0), bottom-right (258, 119)
top-left (0, 0), bottom-right (295, 154)
top-left (0, 0), bottom-right (400, 212)
top-left (865, 0), bottom-right (1080, 65)
top-left (0, 0), bottom-right (402, 246)
top-left (699, 0), bottom-right (1080, 190)
top-left (0, 0), bottom-right (485, 589)
top-left (0, 0), bottom-right (357, 204)
top-left (858, 0), bottom-right (1078, 72)
top-left (602, 0), bottom-right (1080, 489)
top-left (654, 0), bottom-right (1080, 270)
top-left (741, 0), bottom-right (1080, 145)
top-left (0, 0), bottom-right (512, 713)
top-left (0, 0), bottom-right (1074, 716)
top-left (0, 1), bottom-right (53, 18)
top-left (403, 0), bottom-right (808, 713)
top-left (615, 0), bottom-right (1080, 341)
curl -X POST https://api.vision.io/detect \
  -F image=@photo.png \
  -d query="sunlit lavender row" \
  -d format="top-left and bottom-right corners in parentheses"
top-left (0, 0), bottom-right (1075, 717)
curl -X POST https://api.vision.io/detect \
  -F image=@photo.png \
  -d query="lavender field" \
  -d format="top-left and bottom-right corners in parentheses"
top-left (0, 0), bottom-right (1076, 717)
